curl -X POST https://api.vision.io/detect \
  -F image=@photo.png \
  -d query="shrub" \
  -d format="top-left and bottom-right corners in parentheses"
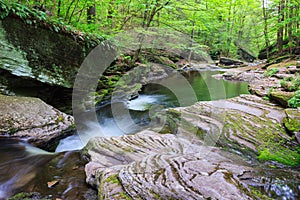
top-left (288, 90), bottom-right (300, 108)
top-left (263, 68), bottom-right (279, 77)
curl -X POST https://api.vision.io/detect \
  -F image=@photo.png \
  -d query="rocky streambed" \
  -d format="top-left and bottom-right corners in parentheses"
top-left (0, 60), bottom-right (299, 199)
top-left (80, 60), bottom-right (300, 199)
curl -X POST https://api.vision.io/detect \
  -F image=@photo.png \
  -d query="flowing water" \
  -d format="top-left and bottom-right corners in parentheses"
top-left (0, 70), bottom-right (298, 199)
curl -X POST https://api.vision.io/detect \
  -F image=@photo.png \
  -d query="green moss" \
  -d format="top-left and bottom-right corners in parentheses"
top-left (118, 192), bottom-right (132, 200)
top-left (283, 117), bottom-right (300, 132)
top-left (55, 115), bottom-right (64, 123)
top-left (70, 123), bottom-right (76, 129)
top-left (8, 192), bottom-right (50, 200)
top-left (280, 77), bottom-right (300, 92)
top-left (288, 90), bottom-right (300, 108)
top-left (249, 187), bottom-right (272, 200)
top-left (258, 148), bottom-right (300, 167)
top-left (104, 174), bottom-right (120, 184)
top-left (263, 68), bottom-right (279, 77)
top-left (8, 127), bottom-right (18, 135)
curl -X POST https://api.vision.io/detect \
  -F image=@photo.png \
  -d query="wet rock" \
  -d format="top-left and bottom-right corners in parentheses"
top-left (219, 57), bottom-right (244, 67)
top-left (164, 95), bottom-right (294, 154)
top-left (111, 63), bottom-right (173, 103)
top-left (249, 77), bottom-right (280, 97)
top-left (295, 131), bottom-right (300, 143)
top-left (237, 47), bottom-right (256, 62)
top-left (0, 94), bottom-right (74, 149)
top-left (82, 131), bottom-right (255, 199)
top-left (8, 192), bottom-right (52, 200)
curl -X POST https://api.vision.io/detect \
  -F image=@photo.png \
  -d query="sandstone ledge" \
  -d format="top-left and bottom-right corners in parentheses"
top-left (0, 94), bottom-right (74, 149)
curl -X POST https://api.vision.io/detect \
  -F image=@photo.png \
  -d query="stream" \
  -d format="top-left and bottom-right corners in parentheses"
top-left (0, 70), bottom-right (299, 199)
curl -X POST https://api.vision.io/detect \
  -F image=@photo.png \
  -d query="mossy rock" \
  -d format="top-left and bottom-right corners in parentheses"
top-left (264, 55), bottom-right (292, 69)
top-left (283, 117), bottom-right (300, 133)
top-left (284, 108), bottom-right (300, 133)
top-left (258, 148), bottom-right (300, 167)
top-left (8, 192), bottom-right (51, 200)
top-left (269, 90), bottom-right (294, 107)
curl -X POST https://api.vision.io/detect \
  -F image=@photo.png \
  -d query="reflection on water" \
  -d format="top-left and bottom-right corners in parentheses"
top-left (142, 70), bottom-right (249, 107)
top-left (57, 70), bottom-right (249, 152)
top-left (0, 138), bottom-right (55, 199)
top-left (250, 167), bottom-right (300, 200)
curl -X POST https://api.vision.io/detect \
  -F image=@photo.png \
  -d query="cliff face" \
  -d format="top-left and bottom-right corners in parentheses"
top-left (0, 15), bottom-right (98, 88)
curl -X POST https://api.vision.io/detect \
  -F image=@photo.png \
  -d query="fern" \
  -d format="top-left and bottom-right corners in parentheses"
top-left (288, 90), bottom-right (300, 108)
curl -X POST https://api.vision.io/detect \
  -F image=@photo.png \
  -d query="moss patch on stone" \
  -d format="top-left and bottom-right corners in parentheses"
top-left (283, 117), bottom-right (300, 133)
top-left (269, 90), bottom-right (294, 107)
top-left (258, 148), bottom-right (300, 167)
top-left (104, 174), bottom-right (120, 184)
top-left (8, 192), bottom-right (51, 200)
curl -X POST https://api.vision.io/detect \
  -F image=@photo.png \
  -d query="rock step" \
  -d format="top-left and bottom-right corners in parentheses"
top-left (0, 94), bottom-right (74, 149)
top-left (165, 94), bottom-right (296, 154)
top-left (83, 131), bottom-right (255, 199)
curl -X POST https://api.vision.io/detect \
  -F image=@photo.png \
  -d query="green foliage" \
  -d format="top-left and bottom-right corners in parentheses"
top-left (283, 117), bottom-right (300, 133)
top-left (0, 1), bottom-right (46, 21)
top-left (3, 0), bottom-right (298, 58)
top-left (249, 186), bottom-right (273, 200)
top-left (288, 90), bottom-right (300, 108)
top-left (263, 68), bottom-right (279, 77)
top-left (280, 76), bottom-right (300, 92)
top-left (0, 0), bottom-right (9, 19)
top-left (258, 148), bottom-right (300, 167)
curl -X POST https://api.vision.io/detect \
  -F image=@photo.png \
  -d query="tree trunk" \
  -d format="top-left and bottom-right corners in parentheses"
top-left (87, 5), bottom-right (96, 24)
top-left (188, 22), bottom-right (195, 62)
top-left (277, 0), bottom-right (285, 55)
top-left (57, 0), bottom-right (61, 17)
top-left (262, 0), bottom-right (270, 58)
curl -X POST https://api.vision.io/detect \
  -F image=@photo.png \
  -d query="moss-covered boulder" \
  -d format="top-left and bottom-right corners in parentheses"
top-left (283, 108), bottom-right (300, 142)
top-left (0, 94), bottom-right (74, 150)
top-left (0, 14), bottom-right (103, 89)
top-left (270, 90), bottom-right (294, 107)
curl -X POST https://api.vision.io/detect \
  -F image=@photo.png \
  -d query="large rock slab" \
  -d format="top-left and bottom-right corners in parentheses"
top-left (164, 95), bottom-right (299, 165)
top-left (0, 15), bottom-right (103, 88)
top-left (82, 130), bottom-right (255, 199)
top-left (0, 94), bottom-right (74, 149)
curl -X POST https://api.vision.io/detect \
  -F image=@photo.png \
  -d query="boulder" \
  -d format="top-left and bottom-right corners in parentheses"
top-left (82, 130), bottom-right (255, 199)
top-left (0, 14), bottom-right (105, 89)
top-left (237, 47), bottom-right (256, 62)
top-left (270, 90), bottom-right (294, 107)
top-left (283, 108), bottom-right (300, 135)
top-left (0, 94), bottom-right (74, 150)
top-left (219, 57), bottom-right (244, 67)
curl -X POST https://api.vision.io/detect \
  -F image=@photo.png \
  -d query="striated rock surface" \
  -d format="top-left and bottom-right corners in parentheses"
top-left (82, 130), bottom-right (255, 200)
top-left (0, 94), bottom-right (74, 149)
top-left (165, 94), bottom-right (296, 154)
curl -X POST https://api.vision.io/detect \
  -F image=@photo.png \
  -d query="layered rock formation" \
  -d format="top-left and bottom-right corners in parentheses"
top-left (165, 94), bottom-right (297, 155)
top-left (83, 130), bottom-right (255, 200)
top-left (0, 94), bottom-right (74, 150)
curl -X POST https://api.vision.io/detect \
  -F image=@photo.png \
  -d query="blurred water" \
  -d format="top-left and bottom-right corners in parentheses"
top-left (0, 139), bottom-right (55, 199)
